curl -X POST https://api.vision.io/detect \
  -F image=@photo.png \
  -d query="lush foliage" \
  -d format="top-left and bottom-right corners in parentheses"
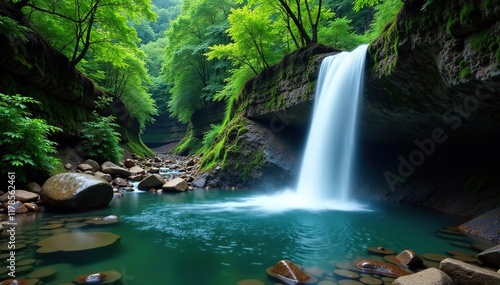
top-left (20, 0), bottom-right (159, 131)
top-left (162, 0), bottom-right (234, 123)
top-left (0, 93), bottom-right (62, 182)
top-left (80, 115), bottom-right (123, 163)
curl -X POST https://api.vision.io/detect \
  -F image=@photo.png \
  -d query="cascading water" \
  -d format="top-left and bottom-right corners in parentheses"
top-left (203, 44), bottom-right (369, 212)
top-left (296, 44), bottom-right (369, 203)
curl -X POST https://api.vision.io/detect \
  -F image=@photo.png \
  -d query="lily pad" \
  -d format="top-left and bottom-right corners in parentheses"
top-left (36, 232), bottom-right (120, 254)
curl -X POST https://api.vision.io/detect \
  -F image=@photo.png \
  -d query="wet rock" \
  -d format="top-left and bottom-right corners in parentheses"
top-left (394, 268), bottom-right (453, 285)
top-left (440, 258), bottom-right (500, 285)
top-left (138, 174), bottom-right (166, 191)
top-left (186, 159), bottom-right (195, 167)
top-left (64, 163), bottom-right (72, 170)
top-left (124, 159), bottom-right (136, 168)
top-left (100, 161), bottom-right (131, 177)
top-left (23, 202), bottom-right (40, 212)
top-left (94, 171), bottom-right (112, 183)
top-left (396, 250), bottom-right (424, 269)
top-left (354, 259), bottom-right (411, 278)
top-left (112, 177), bottom-right (128, 187)
top-left (77, 163), bottom-right (94, 172)
top-left (368, 246), bottom-right (396, 255)
top-left (83, 159), bottom-right (100, 172)
top-left (11, 201), bottom-right (29, 214)
top-left (41, 173), bottom-right (113, 211)
top-left (149, 167), bottom-right (160, 174)
top-left (267, 260), bottom-right (314, 284)
top-left (129, 165), bottom-right (146, 175)
top-left (477, 245), bottom-right (500, 269)
top-left (0, 190), bottom-right (38, 203)
top-left (25, 182), bottom-right (42, 194)
top-left (129, 174), bottom-right (144, 181)
top-left (73, 270), bottom-right (122, 284)
top-left (162, 177), bottom-right (188, 192)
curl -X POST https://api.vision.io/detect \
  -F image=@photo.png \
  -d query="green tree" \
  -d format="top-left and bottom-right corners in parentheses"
top-left (18, 0), bottom-right (156, 66)
top-left (162, 0), bottom-right (234, 123)
top-left (0, 94), bottom-right (61, 182)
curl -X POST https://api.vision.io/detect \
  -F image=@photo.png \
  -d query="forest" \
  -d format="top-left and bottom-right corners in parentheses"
top-left (1, 0), bottom-right (403, 178)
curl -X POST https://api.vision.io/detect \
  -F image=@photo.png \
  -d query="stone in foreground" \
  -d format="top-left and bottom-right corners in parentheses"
top-left (36, 232), bottom-right (120, 253)
top-left (267, 260), bottom-right (316, 284)
top-left (394, 268), bottom-right (453, 285)
top-left (440, 258), bottom-right (500, 285)
top-left (138, 174), bottom-right (166, 190)
top-left (396, 249), bottom-right (424, 268)
top-left (41, 173), bottom-right (113, 211)
top-left (354, 259), bottom-right (411, 278)
top-left (477, 244), bottom-right (500, 269)
top-left (162, 177), bottom-right (188, 192)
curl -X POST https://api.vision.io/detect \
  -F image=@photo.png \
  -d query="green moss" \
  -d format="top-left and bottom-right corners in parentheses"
top-left (173, 126), bottom-right (202, 155)
top-left (241, 147), bottom-right (265, 181)
top-left (199, 117), bottom-right (247, 171)
top-left (471, 27), bottom-right (500, 66)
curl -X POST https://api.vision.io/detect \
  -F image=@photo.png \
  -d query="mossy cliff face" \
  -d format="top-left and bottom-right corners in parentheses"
top-left (0, 2), bottom-right (144, 152)
top-left (203, 1), bottom-right (500, 218)
top-left (198, 45), bottom-right (337, 189)
top-left (356, 0), bottom-right (500, 217)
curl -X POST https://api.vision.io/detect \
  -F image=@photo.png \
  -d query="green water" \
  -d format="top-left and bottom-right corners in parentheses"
top-left (2, 189), bottom-right (484, 284)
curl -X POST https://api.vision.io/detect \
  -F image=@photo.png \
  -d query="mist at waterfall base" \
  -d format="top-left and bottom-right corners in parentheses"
top-left (210, 44), bottom-right (370, 213)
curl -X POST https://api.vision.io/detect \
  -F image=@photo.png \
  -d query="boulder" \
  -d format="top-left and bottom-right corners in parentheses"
top-left (396, 250), bottom-right (424, 269)
top-left (355, 259), bottom-right (411, 278)
top-left (83, 159), bottom-right (101, 172)
top-left (25, 182), bottom-right (42, 194)
top-left (64, 163), bottom-right (72, 170)
top-left (112, 177), bottom-right (128, 187)
top-left (162, 177), bottom-right (188, 192)
top-left (440, 258), bottom-right (500, 285)
top-left (394, 268), bottom-right (453, 285)
top-left (100, 161), bottom-right (131, 177)
top-left (40, 173), bottom-right (113, 211)
top-left (124, 159), bottom-right (136, 168)
top-left (130, 165), bottom-right (146, 175)
top-left (0, 190), bottom-right (39, 203)
top-left (478, 245), bottom-right (500, 269)
top-left (77, 163), bottom-right (94, 172)
top-left (138, 174), bottom-right (165, 191)
top-left (94, 171), bottom-right (112, 183)
top-left (149, 167), bottom-right (160, 174)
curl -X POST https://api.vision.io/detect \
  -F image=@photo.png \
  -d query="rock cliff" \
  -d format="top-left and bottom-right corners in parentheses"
top-left (200, 0), bottom-right (500, 218)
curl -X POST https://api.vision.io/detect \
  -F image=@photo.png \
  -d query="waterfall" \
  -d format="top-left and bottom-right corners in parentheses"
top-left (296, 44), bottom-right (369, 202)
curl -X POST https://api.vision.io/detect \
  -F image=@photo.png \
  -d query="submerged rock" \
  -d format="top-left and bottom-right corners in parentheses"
top-left (73, 270), bottom-right (122, 284)
top-left (354, 259), bottom-right (411, 278)
top-left (36, 232), bottom-right (120, 253)
top-left (40, 173), bottom-right (113, 211)
top-left (267, 260), bottom-right (315, 284)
